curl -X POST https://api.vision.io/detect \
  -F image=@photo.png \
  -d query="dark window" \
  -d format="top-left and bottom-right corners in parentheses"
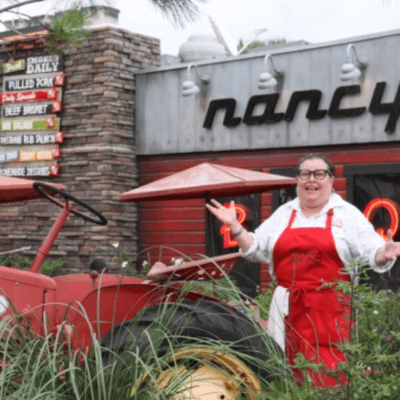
top-left (345, 164), bottom-right (400, 291)
top-left (206, 193), bottom-right (260, 297)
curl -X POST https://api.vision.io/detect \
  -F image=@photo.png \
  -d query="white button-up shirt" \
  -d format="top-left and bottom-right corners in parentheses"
top-left (245, 193), bottom-right (394, 278)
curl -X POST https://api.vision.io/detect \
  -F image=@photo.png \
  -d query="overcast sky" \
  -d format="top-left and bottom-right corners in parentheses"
top-left (5, 0), bottom-right (400, 55)
top-left (116, 0), bottom-right (400, 55)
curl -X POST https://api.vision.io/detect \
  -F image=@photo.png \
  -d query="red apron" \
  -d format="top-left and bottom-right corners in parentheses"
top-left (273, 208), bottom-right (351, 387)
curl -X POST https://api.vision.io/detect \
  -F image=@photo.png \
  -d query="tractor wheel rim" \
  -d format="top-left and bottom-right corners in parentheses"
top-left (131, 347), bottom-right (261, 400)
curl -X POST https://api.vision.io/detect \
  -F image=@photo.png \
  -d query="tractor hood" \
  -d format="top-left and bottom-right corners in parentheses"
top-left (0, 176), bottom-right (65, 203)
top-left (146, 252), bottom-right (243, 282)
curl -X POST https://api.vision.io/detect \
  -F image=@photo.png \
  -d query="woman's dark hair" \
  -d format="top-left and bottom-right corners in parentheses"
top-left (296, 153), bottom-right (335, 177)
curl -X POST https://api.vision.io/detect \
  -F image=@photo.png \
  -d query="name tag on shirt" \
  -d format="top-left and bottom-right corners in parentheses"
top-left (332, 217), bottom-right (343, 228)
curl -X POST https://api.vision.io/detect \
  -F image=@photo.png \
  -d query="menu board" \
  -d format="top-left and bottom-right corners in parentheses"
top-left (0, 53), bottom-right (65, 177)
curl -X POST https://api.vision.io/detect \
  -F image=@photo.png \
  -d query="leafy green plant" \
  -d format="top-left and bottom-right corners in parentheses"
top-left (0, 312), bottom-right (75, 400)
top-left (254, 281), bottom-right (277, 320)
top-left (237, 38), bottom-right (286, 54)
top-left (237, 39), bottom-right (266, 54)
top-left (0, 253), bottom-right (67, 276)
top-left (41, 256), bottom-right (68, 276)
top-left (254, 264), bottom-right (400, 399)
top-left (182, 276), bottom-right (237, 301)
top-left (268, 38), bottom-right (286, 46)
top-left (112, 242), bottom-right (151, 278)
top-left (0, 253), bottom-right (31, 269)
top-left (332, 266), bottom-right (400, 399)
top-left (0, 275), bottom-right (288, 399)
top-left (3, 255), bottom-right (400, 399)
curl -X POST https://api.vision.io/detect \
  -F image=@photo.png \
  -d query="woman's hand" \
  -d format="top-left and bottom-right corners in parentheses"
top-left (205, 198), bottom-right (254, 253)
top-left (382, 229), bottom-right (400, 261)
top-left (205, 199), bottom-right (237, 227)
top-left (376, 229), bottom-right (400, 266)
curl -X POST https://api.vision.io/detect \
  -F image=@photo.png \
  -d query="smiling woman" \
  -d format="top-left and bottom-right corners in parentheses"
top-left (296, 155), bottom-right (334, 218)
top-left (205, 152), bottom-right (400, 388)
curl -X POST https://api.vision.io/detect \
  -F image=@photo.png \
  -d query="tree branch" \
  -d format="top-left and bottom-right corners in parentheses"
top-left (7, 9), bottom-right (51, 31)
top-left (0, 0), bottom-right (46, 14)
top-left (0, 246), bottom-right (31, 256)
top-left (0, 9), bottom-right (50, 50)
top-left (0, 17), bottom-right (29, 37)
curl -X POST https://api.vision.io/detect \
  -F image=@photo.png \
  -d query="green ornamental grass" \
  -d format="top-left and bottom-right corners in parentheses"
top-left (1, 255), bottom-right (399, 399)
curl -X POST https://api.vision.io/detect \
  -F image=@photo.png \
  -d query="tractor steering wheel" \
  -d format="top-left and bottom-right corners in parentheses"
top-left (33, 182), bottom-right (107, 226)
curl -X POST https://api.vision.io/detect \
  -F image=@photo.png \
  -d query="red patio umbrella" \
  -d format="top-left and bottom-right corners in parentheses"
top-left (119, 163), bottom-right (296, 281)
top-left (119, 162), bottom-right (296, 202)
top-left (0, 176), bottom-right (66, 204)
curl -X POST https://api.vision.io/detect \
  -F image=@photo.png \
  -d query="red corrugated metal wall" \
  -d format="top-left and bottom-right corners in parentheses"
top-left (137, 142), bottom-right (400, 291)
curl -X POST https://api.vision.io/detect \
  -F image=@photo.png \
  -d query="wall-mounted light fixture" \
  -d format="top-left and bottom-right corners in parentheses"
top-left (182, 63), bottom-right (210, 97)
top-left (258, 54), bottom-right (284, 89)
top-left (340, 43), bottom-right (368, 81)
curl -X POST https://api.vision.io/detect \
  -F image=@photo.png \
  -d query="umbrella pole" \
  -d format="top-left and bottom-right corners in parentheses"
top-left (205, 191), bottom-right (219, 298)
top-left (205, 191), bottom-right (215, 257)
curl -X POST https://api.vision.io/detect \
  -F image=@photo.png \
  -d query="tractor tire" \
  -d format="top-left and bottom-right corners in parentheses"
top-left (100, 299), bottom-right (287, 398)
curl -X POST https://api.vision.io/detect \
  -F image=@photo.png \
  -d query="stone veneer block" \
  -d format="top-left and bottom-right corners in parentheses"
top-left (0, 26), bottom-right (160, 273)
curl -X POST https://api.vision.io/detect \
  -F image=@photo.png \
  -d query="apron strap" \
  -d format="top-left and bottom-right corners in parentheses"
top-left (287, 209), bottom-right (297, 229)
top-left (287, 208), bottom-right (334, 230)
top-left (326, 209), bottom-right (334, 230)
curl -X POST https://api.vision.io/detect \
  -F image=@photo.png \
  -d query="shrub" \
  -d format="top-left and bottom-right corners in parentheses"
top-left (2, 255), bottom-right (399, 399)
top-left (0, 254), bottom-right (31, 269)
top-left (0, 254), bottom-right (67, 276)
top-left (254, 265), bottom-right (400, 399)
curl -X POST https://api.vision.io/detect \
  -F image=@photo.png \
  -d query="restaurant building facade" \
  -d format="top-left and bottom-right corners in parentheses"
top-left (1, 13), bottom-right (399, 293)
top-left (135, 29), bottom-right (400, 294)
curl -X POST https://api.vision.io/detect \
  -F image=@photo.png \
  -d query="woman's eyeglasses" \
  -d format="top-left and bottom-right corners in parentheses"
top-left (298, 169), bottom-right (330, 180)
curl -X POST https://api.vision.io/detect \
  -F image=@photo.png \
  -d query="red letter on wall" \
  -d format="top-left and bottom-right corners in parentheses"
top-left (363, 198), bottom-right (400, 240)
top-left (220, 203), bottom-right (248, 248)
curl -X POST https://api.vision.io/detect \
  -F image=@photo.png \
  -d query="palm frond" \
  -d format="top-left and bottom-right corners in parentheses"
top-left (151, 0), bottom-right (208, 29)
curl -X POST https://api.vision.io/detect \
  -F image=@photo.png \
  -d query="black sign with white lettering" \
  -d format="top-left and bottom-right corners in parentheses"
top-left (0, 133), bottom-right (60, 146)
top-left (0, 149), bottom-right (19, 163)
top-left (0, 165), bottom-right (57, 177)
top-left (3, 104), bottom-right (53, 117)
top-left (26, 54), bottom-right (63, 75)
top-left (5, 76), bottom-right (55, 92)
top-left (4, 54), bottom-right (64, 76)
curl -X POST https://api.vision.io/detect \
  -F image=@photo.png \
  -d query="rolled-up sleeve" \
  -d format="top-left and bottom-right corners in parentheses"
top-left (244, 231), bottom-right (271, 264)
top-left (243, 204), bottom-right (289, 265)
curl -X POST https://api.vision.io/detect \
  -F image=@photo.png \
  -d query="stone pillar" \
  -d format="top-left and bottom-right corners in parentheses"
top-left (0, 27), bottom-right (160, 273)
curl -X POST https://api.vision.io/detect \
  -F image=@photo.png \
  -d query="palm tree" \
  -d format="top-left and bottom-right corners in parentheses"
top-left (0, 0), bottom-right (208, 52)
top-left (148, 0), bottom-right (208, 28)
top-left (0, 1), bottom-right (107, 52)
top-left (0, 0), bottom-right (208, 28)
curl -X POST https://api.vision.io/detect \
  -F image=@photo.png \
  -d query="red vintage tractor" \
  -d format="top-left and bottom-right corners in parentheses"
top-left (0, 169), bottom-right (295, 399)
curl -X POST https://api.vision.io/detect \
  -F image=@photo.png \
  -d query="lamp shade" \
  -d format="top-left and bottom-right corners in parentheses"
top-left (258, 71), bottom-right (278, 89)
top-left (340, 55), bottom-right (361, 81)
top-left (182, 80), bottom-right (200, 96)
top-left (340, 64), bottom-right (361, 81)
